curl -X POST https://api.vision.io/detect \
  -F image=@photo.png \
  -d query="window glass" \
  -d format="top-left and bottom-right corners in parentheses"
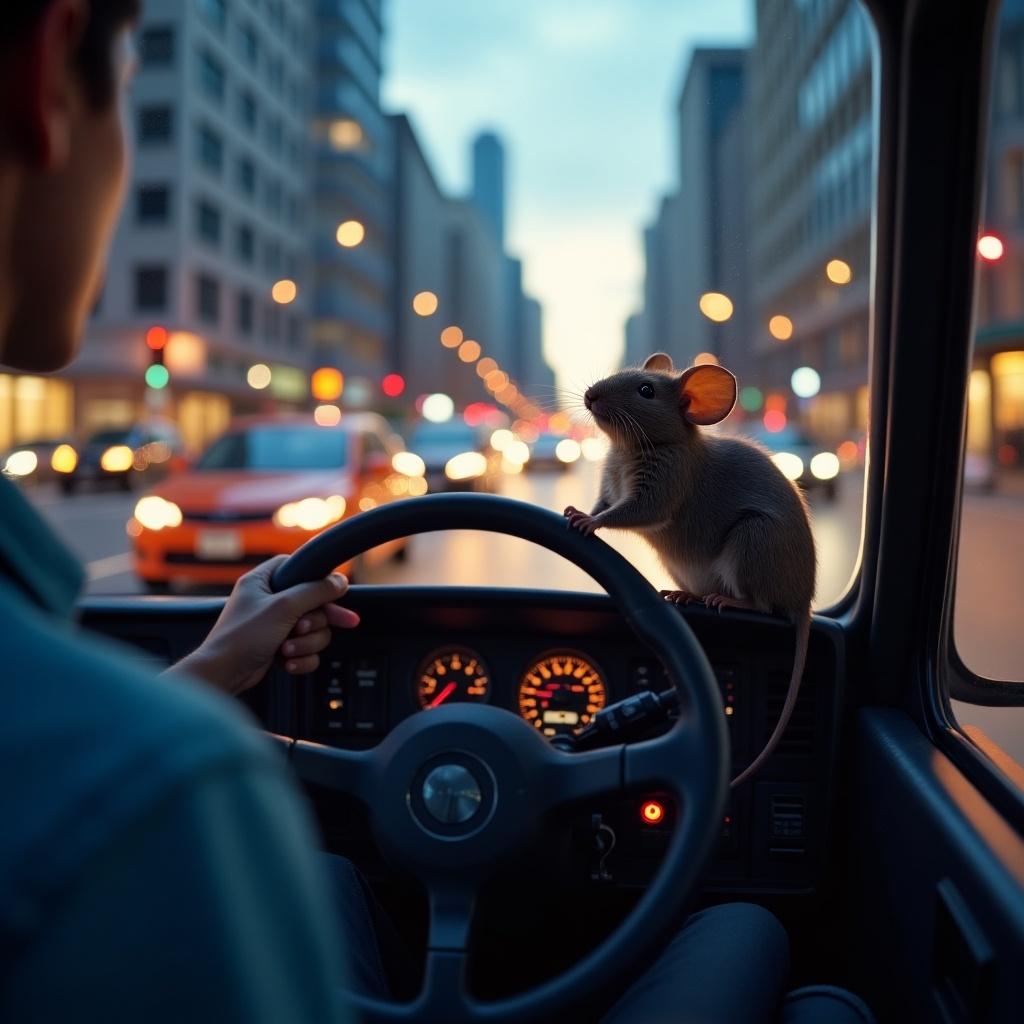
top-left (196, 427), bottom-right (348, 471)
top-left (137, 105), bottom-right (173, 144)
top-left (134, 266), bottom-right (167, 310)
top-left (195, 199), bottom-right (222, 246)
top-left (196, 273), bottom-right (220, 323)
top-left (953, 0), bottom-right (1024, 749)
top-left (198, 50), bottom-right (226, 103)
top-left (195, 124), bottom-right (224, 174)
top-left (139, 26), bottom-right (174, 67)
top-left (136, 185), bottom-right (170, 224)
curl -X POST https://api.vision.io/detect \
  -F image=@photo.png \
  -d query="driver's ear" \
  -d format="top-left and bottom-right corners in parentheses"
top-left (678, 365), bottom-right (737, 425)
top-left (6, 0), bottom-right (88, 169)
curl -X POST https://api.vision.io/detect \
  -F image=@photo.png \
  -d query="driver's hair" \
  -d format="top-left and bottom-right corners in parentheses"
top-left (1, 0), bottom-right (140, 108)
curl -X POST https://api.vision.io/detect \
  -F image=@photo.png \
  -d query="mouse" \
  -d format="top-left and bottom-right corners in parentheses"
top-left (563, 351), bottom-right (816, 788)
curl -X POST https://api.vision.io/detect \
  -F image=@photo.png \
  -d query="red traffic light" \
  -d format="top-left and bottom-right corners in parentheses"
top-left (145, 325), bottom-right (168, 350)
top-left (381, 373), bottom-right (405, 398)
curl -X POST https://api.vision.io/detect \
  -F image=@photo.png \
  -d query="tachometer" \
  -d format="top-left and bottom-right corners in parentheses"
top-left (518, 652), bottom-right (607, 737)
top-left (415, 647), bottom-right (491, 709)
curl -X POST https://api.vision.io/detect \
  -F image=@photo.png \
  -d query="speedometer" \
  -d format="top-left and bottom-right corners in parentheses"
top-left (518, 652), bottom-right (607, 737)
top-left (415, 647), bottom-right (491, 709)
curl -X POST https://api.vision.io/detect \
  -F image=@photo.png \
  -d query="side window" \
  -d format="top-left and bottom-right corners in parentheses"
top-left (952, 0), bottom-right (1024, 760)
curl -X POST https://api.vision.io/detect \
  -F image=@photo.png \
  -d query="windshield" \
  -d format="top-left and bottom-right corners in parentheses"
top-left (196, 428), bottom-right (349, 471)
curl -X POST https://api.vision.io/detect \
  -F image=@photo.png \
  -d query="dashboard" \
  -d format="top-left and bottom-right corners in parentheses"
top-left (80, 586), bottom-right (844, 897)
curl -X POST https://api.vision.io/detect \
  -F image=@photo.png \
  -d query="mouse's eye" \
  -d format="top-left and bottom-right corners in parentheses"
top-left (638, 383), bottom-right (655, 399)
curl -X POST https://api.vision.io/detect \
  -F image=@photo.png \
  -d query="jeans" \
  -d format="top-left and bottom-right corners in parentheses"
top-left (321, 855), bottom-right (874, 1023)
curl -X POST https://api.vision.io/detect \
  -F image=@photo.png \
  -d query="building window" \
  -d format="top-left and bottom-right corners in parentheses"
top-left (139, 26), bottom-right (174, 66)
top-left (265, 177), bottom-right (282, 218)
top-left (237, 155), bottom-right (256, 196)
top-left (287, 315), bottom-right (302, 349)
top-left (266, 115), bottom-right (283, 154)
top-left (196, 273), bottom-right (220, 323)
top-left (137, 105), bottom-right (173, 144)
top-left (264, 303), bottom-right (281, 342)
top-left (239, 23), bottom-right (258, 67)
top-left (197, 50), bottom-right (226, 103)
top-left (235, 222), bottom-right (255, 263)
top-left (239, 89), bottom-right (257, 132)
top-left (237, 291), bottom-right (254, 335)
top-left (264, 239), bottom-right (281, 275)
top-left (195, 123), bottom-right (224, 175)
top-left (195, 199), bottom-right (222, 246)
top-left (135, 266), bottom-right (168, 311)
top-left (136, 185), bottom-right (170, 224)
top-left (198, 0), bottom-right (227, 33)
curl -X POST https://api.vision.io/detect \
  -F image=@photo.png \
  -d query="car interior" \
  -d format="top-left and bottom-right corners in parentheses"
top-left (75, 1), bottom-right (1024, 1021)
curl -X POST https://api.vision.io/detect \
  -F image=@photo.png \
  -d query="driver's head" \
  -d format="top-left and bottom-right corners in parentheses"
top-left (0, 0), bottom-right (138, 373)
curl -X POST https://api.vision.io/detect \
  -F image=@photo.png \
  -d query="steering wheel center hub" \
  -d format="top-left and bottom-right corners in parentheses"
top-left (407, 749), bottom-right (497, 840)
top-left (422, 763), bottom-right (482, 824)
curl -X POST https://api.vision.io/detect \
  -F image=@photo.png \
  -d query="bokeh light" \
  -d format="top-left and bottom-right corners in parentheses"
top-left (422, 393), bottom-right (455, 422)
top-left (694, 351), bottom-right (719, 366)
top-left (768, 315), bottom-right (793, 340)
top-left (440, 325), bottom-right (463, 348)
top-left (791, 366), bottom-right (822, 398)
top-left (458, 340), bottom-right (481, 363)
top-left (739, 386), bottom-right (763, 412)
top-left (413, 291), bottom-right (439, 316)
top-left (825, 259), bottom-right (852, 285)
top-left (698, 292), bottom-right (734, 322)
top-left (314, 404), bottom-right (342, 426)
top-left (272, 278), bottom-right (297, 304)
top-left (763, 409), bottom-right (787, 432)
top-left (381, 373), bottom-right (405, 397)
top-left (977, 234), bottom-right (1004, 261)
top-left (336, 220), bottom-right (365, 247)
top-left (247, 363), bottom-right (272, 390)
top-left (311, 367), bottom-right (344, 401)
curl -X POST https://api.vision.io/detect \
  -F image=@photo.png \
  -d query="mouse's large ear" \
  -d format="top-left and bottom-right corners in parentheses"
top-left (678, 364), bottom-right (737, 425)
top-left (643, 352), bottom-right (673, 372)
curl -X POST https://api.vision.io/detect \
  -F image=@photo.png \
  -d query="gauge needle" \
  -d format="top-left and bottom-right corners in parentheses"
top-left (428, 682), bottom-right (457, 708)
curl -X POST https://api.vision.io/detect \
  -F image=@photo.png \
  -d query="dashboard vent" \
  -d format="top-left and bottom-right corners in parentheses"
top-left (762, 668), bottom-right (816, 756)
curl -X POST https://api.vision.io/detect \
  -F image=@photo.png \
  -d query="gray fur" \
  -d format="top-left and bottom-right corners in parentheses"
top-left (568, 356), bottom-right (817, 789)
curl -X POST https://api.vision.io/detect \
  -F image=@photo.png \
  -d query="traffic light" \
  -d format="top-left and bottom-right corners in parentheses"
top-left (145, 326), bottom-right (169, 389)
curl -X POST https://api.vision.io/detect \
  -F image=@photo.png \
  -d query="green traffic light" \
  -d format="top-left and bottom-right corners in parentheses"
top-left (145, 364), bottom-right (170, 389)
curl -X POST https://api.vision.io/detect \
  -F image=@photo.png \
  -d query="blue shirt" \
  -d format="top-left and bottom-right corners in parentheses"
top-left (0, 477), bottom-right (350, 1021)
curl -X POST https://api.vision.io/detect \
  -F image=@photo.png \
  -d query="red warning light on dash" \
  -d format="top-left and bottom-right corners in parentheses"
top-left (640, 800), bottom-right (666, 826)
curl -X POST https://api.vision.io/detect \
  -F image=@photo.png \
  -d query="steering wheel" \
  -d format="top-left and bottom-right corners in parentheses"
top-left (270, 493), bottom-right (728, 1023)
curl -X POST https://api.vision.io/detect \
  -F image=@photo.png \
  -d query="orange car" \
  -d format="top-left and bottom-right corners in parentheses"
top-left (129, 414), bottom-right (417, 592)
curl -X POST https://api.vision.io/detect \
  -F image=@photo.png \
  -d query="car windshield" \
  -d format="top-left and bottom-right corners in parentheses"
top-left (195, 427), bottom-right (349, 471)
top-left (86, 429), bottom-right (132, 446)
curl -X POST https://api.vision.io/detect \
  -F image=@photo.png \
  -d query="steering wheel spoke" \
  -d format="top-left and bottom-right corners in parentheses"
top-left (537, 744), bottom-right (624, 811)
top-left (283, 737), bottom-right (375, 803)
top-left (623, 719), bottom-right (705, 798)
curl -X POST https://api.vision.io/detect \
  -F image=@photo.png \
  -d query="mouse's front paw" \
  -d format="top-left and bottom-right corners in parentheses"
top-left (564, 506), bottom-right (598, 536)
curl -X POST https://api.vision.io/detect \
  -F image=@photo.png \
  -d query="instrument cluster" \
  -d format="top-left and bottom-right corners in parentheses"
top-left (415, 644), bottom-right (608, 739)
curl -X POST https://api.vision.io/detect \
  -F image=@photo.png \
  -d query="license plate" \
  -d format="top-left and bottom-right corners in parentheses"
top-left (195, 530), bottom-right (243, 561)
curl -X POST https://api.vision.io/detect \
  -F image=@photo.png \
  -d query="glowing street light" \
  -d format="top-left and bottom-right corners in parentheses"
top-left (458, 340), bottom-right (481, 363)
top-left (440, 325), bottom-right (463, 348)
top-left (311, 367), bottom-right (344, 401)
top-left (336, 220), bottom-right (365, 247)
top-left (247, 363), bottom-right (272, 390)
top-left (825, 259), bottom-right (852, 285)
top-left (328, 119), bottom-right (363, 150)
top-left (272, 279), bottom-right (297, 304)
top-left (422, 393), bottom-right (454, 423)
top-left (768, 315), bottom-right (793, 341)
top-left (791, 366), bottom-right (822, 398)
top-left (698, 292), bottom-right (733, 323)
top-left (413, 291), bottom-right (438, 316)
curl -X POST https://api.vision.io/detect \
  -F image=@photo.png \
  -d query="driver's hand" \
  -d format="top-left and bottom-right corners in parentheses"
top-left (169, 555), bottom-right (360, 696)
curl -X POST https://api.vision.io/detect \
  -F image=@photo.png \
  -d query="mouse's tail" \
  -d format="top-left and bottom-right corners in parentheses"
top-left (730, 609), bottom-right (810, 789)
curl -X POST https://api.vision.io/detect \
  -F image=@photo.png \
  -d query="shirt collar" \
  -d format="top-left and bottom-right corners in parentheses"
top-left (0, 476), bottom-right (84, 618)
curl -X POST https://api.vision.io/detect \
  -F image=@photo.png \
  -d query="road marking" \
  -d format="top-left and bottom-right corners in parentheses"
top-left (86, 552), bottom-right (134, 581)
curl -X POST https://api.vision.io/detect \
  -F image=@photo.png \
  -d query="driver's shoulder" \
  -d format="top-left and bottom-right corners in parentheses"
top-left (0, 585), bottom-right (281, 937)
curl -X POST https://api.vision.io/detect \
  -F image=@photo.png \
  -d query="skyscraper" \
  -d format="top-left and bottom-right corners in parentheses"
top-left (471, 132), bottom-right (506, 248)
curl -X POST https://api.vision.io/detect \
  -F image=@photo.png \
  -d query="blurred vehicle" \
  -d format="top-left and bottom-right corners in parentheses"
top-left (526, 432), bottom-right (581, 472)
top-left (58, 421), bottom-right (186, 495)
top-left (129, 414), bottom-right (412, 592)
top-left (408, 420), bottom-right (499, 492)
top-left (1, 437), bottom-right (75, 485)
top-left (745, 425), bottom-right (841, 501)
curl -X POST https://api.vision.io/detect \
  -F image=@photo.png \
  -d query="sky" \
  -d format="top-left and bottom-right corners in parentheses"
top-left (381, 0), bottom-right (753, 392)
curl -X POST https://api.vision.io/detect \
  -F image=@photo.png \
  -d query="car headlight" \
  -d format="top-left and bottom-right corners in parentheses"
top-left (555, 438), bottom-right (582, 463)
top-left (100, 445), bottom-right (134, 472)
top-left (273, 495), bottom-right (347, 530)
top-left (771, 452), bottom-right (804, 481)
top-left (3, 450), bottom-right (38, 477)
top-left (51, 444), bottom-right (78, 473)
top-left (810, 452), bottom-right (840, 480)
top-left (503, 440), bottom-right (531, 465)
top-left (133, 495), bottom-right (183, 530)
top-left (391, 451), bottom-right (426, 477)
top-left (445, 451), bottom-right (488, 481)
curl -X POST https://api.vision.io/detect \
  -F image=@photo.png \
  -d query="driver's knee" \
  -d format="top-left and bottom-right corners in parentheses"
top-left (603, 902), bottom-right (789, 1023)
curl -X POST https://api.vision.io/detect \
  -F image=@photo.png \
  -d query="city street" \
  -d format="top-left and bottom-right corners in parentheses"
top-left (25, 461), bottom-right (1024, 761)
